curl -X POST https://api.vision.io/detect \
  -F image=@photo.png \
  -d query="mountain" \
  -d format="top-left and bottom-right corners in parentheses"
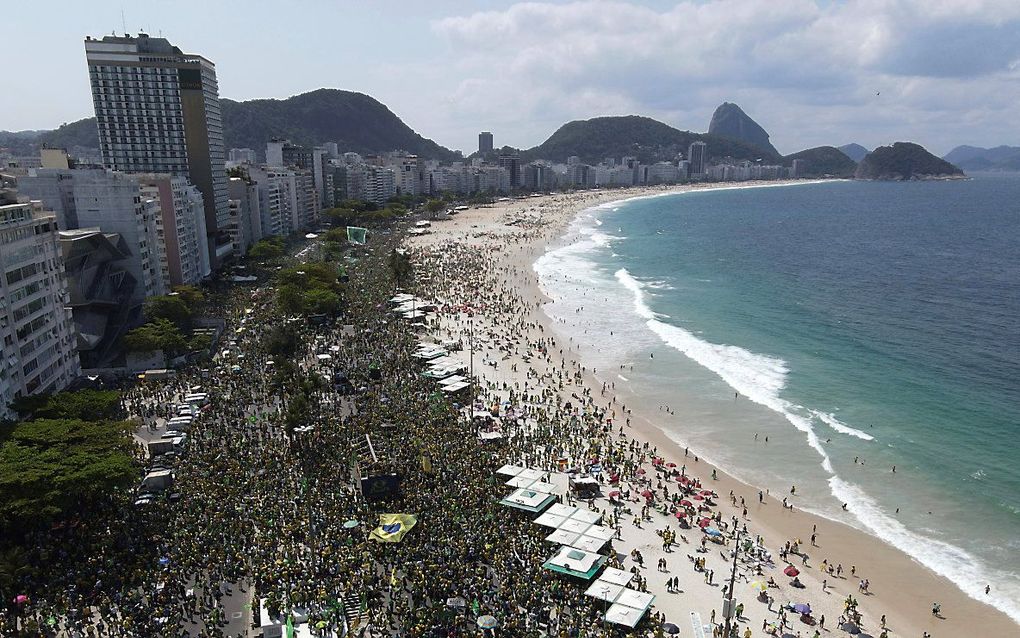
top-left (855, 142), bottom-right (964, 180)
top-left (3, 88), bottom-right (459, 161)
top-left (37, 119), bottom-right (101, 150)
top-left (522, 115), bottom-right (780, 165)
top-left (707, 102), bottom-right (779, 156)
top-left (943, 145), bottom-right (1020, 171)
top-left (782, 146), bottom-right (857, 178)
top-left (838, 143), bottom-right (870, 163)
top-left (220, 89), bottom-right (458, 160)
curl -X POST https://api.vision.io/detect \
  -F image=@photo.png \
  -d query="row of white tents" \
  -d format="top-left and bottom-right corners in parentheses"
top-left (494, 464), bottom-right (655, 629)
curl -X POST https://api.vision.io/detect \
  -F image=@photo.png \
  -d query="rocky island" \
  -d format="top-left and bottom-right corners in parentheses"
top-left (855, 141), bottom-right (964, 180)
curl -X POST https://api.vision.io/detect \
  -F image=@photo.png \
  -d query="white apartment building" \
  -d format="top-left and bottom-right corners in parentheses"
top-left (135, 174), bottom-right (210, 287)
top-left (0, 192), bottom-right (80, 420)
top-left (227, 176), bottom-right (263, 256)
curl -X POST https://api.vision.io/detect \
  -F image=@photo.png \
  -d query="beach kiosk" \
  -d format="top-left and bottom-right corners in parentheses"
top-left (542, 546), bottom-right (606, 580)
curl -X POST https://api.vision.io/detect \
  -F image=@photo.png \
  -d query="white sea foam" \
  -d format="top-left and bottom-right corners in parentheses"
top-left (814, 410), bottom-right (875, 441)
top-left (829, 476), bottom-right (1020, 625)
top-left (618, 374), bottom-right (630, 381)
top-left (615, 268), bottom-right (836, 473)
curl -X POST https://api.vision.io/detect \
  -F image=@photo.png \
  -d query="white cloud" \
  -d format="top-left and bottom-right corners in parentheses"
top-left (428, 0), bottom-right (1020, 154)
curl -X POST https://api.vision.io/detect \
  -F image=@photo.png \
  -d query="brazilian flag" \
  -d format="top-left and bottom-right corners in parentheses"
top-left (285, 614), bottom-right (295, 638)
top-left (369, 513), bottom-right (418, 543)
top-left (346, 226), bottom-right (368, 245)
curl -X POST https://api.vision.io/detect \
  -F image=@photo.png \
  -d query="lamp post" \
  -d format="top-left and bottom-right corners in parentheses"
top-left (722, 528), bottom-right (742, 637)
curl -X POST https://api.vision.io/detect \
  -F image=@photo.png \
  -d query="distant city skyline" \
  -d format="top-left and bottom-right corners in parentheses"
top-left (3, 0), bottom-right (1020, 155)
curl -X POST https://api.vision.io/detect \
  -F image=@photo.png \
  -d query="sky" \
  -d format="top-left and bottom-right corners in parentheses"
top-left (3, 0), bottom-right (1020, 156)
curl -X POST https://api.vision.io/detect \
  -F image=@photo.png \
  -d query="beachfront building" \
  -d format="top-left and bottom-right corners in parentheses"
top-left (478, 131), bottom-right (494, 154)
top-left (688, 141), bottom-right (708, 177)
top-left (59, 228), bottom-right (137, 367)
top-left (227, 176), bottom-right (263, 257)
top-left (16, 168), bottom-right (166, 305)
top-left (84, 33), bottom-right (231, 266)
top-left (0, 191), bottom-right (80, 420)
top-left (135, 174), bottom-right (210, 287)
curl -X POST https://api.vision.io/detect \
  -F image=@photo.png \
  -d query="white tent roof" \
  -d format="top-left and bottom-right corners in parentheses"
top-left (598, 567), bottom-right (635, 586)
top-left (616, 589), bottom-right (655, 610)
top-left (546, 503), bottom-right (578, 517)
top-left (584, 581), bottom-right (624, 602)
top-left (496, 464), bottom-right (525, 477)
top-left (605, 604), bottom-right (645, 628)
top-left (545, 546), bottom-right (603, 574)
top-left (533, 512), bottom-right (567, 528)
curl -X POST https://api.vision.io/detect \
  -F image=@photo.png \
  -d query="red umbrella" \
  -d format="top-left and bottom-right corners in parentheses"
top-left (680, 499), bottom-right (694, 507)
top-left (608, 490), bottom-right (621, 497)
top-left (698, 518), bottom-right (712, 528)
top-left (784, 566), bottom-right (800, 577)
top-left (641, 489), bottom-right (654, 499)
top-left (637, 468), bottom-right (647, 475)
top-left (700, 490), bottom-right (714, 496)
top-left (692, 494), bottom-right (704, 501)
top-left (666, 462), bottom-right (677, 468)
top-left (674, 511), bottom-right (687, 519)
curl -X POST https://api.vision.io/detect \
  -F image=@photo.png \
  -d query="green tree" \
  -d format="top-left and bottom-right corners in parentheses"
top-left (304, 289), bottom-right (341, 316)
top-left (172, 285), bottom-right (205, 310)
top-left (123, 319), bottom-right (186, 356)
top-left (425, 198), bottom-right (445, 219)
top-left (189, 333), bottom-right (213, 353)
top-left (249, 237), bottom-right (285, 261)
top-left (144, 296), bottom-right (192, 330)
top-left (11, 390), bottom-right (123, 422)
top-left (388, 249), bottom-right (413, 289)
top-left (277, 284), bottom-right (305, 316)
top-left (0, 418), bottom-right (136, 532)
top-left (266, 324), bottom-right (300, 358)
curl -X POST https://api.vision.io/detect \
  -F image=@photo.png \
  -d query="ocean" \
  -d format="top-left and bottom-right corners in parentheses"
top-left (534, 174), bottom-right (1020, 623)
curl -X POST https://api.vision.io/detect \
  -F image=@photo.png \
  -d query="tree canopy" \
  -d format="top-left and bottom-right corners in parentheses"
top-left (10, 389), bottom-right (122, 422)
top-left (0, 418), bottom-right (136, 530)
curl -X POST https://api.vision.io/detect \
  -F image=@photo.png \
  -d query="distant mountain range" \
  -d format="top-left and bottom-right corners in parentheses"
top-left (1, 89), bottom-right (459, 161)
top-left (942, 145), bottom-right (1020, 171)
top-left (838, 143), bottom-right (870, 163)
top-left (2, 90), bottom-right (971, 181)
top-left (520, 115), bottom-right (781, 164)
top-left (708, 103), bottom-right (779, 156)
top-left (856, 142), bottom-right (963, 180)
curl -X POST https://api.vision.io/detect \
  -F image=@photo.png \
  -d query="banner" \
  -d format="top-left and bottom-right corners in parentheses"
top-left (369, 513), bottom-right (418, 543)
top-left (361, 473), bottom-right (401, 501)
top-left (346, 226), bottom-right (368, 245)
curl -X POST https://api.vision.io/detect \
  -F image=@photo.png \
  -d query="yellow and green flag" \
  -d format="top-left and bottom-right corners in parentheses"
top-left (369, 513), bottom-right (418, 543)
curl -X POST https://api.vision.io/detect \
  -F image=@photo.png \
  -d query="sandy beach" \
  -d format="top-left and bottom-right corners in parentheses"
top-left (405, 182), bottom-right (1018, 637)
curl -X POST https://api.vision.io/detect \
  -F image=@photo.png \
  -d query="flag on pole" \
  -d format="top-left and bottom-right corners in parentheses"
top-left (285, 614), bottom-right (295, 638)
top-left (346, 226), bottom-right (368, 245)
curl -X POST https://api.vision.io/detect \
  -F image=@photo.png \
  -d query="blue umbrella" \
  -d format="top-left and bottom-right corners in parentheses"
top-left (793, 602), bottom-right (812, 615)
top-left (705, 527), bottom-right (723, 537)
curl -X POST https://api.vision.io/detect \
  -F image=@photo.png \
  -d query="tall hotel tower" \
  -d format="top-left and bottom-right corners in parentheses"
top-left (84, 33), bottom-right (230, 265)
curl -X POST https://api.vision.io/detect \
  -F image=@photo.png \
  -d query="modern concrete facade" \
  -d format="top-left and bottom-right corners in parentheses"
top-left (84, 33), bottom-right (230, 266)
top-left (227, 176), bottom-right (263, 257)
top-left (0, 191), bottom-right (80, 419)
top-left (478, 132), bottom-right (493, 154)
top-left (59, 228), bottom-right (136, 367)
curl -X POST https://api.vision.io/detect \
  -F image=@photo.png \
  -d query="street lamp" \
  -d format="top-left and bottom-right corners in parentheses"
top-left (722, 528), bottom-right (742, 637)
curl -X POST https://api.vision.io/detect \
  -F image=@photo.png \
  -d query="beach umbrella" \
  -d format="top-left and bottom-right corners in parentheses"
top-left (666, 462), bottom-right (677, 468)
top-left (840, 622), bottom-right (861, 634)
top-left (343, 520), bottom-right (360, 529)
top-left (705, 527), bottom-right (723, 537)
top-left (749, 581), bottom-right (767, 593)
top-left (674, 511), bottom-right (687, 520)
top-left (477, 615), bottom-right (498, 629)
top-left (698, 518), bottom-right (712, 528)
top-left (637, 468), bottom-right (646, 475)
top-left (608, 490), bottom-right (621, 497)
top-left (641, 489), bottom-right (654, 499)
top-left (680, 499), bottom-right (694, 507)
top-left (793, 603), bottom-right (812, 615)
top-left (784, 566), bottom-right (800, 577)
top-left (693, 494), bottom-right (704, 500)
top-left (700, 490), bottom-right (714, 496)
top-left (662, 622), bottom-right (680, 634)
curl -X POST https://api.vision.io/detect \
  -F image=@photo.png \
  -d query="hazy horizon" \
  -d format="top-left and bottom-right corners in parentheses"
top-left (3, 0), bottom-right (1020, 156)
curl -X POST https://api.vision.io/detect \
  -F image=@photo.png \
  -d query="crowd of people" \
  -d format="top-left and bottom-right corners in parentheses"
top-left (1, 199), bottom-right (900, 638)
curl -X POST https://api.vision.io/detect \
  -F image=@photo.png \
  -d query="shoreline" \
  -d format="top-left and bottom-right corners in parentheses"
top-left (406, 181), bottom-right (1018, 637)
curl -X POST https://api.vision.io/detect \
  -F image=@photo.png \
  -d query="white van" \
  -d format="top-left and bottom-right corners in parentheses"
top-left (167, 416), bottom-right (193, 432)
top-left (183, 393), bottom-right (209, 406)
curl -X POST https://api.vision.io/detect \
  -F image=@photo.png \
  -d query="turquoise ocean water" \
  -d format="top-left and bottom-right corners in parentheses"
top-left (534, 175), bottom-right (1020, 623)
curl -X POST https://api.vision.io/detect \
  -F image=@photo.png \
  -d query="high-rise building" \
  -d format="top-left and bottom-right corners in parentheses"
top-left (0, 190), bottom-right (80, 419)
top-left (227, 176), bottom-right (263, 256)
top-left (84, 33), bottom-right (230, 266)
top-left (228, 148), bottom-right (257, 165)
top-left (791, 159), bottom-right (806, 178)
top-left (498, 153), bottom-right (521, 190)
top-left (478, 132), bottom-right (494, 154)
top-left (688, 141), bottom-right (707, 177)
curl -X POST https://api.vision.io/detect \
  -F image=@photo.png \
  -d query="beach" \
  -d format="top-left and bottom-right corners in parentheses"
top-left (406, 182), bottom-right (1019, 637)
